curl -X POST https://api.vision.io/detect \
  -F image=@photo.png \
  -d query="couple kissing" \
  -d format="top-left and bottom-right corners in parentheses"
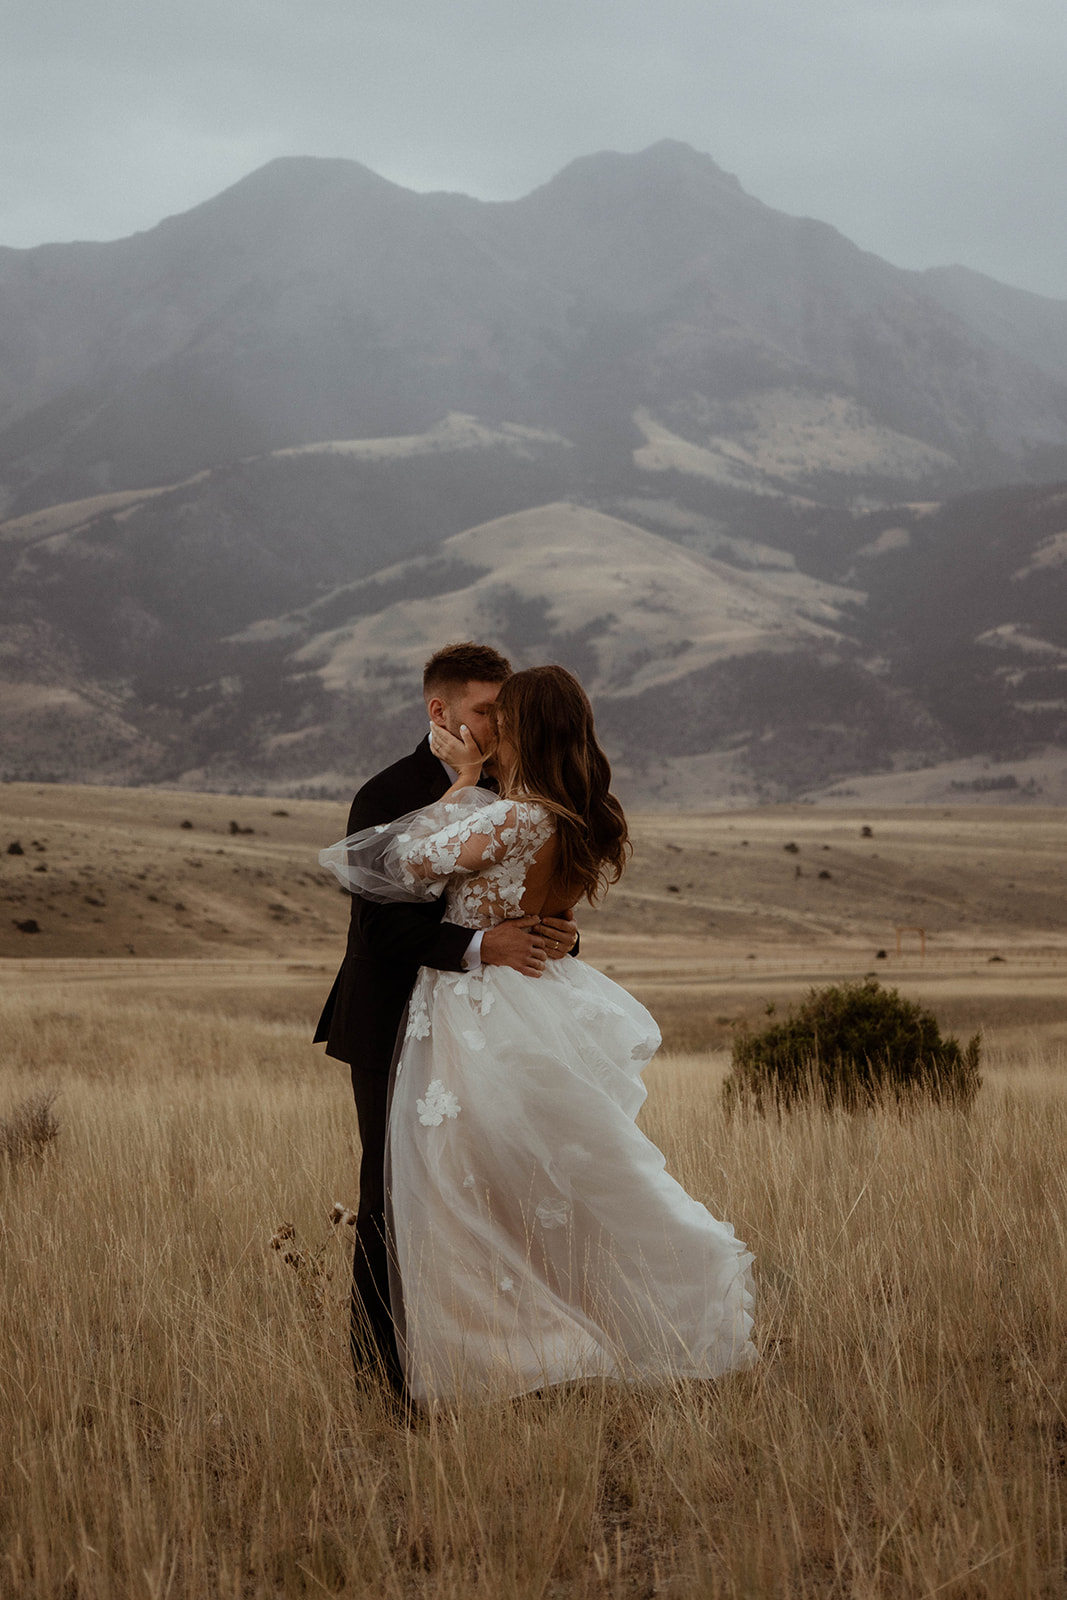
top-left (315, 641), bottom-right (756, 1408)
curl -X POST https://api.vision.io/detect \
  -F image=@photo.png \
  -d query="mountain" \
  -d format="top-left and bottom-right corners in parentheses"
top-left (3, 141), bottom-right (1067, 519)
top-left (919, 264), bottom-right (1067, 388)
top-left (2, 142), bottom-right (1067, 802)
top-left (3, 449), bottom-right (1065, 801)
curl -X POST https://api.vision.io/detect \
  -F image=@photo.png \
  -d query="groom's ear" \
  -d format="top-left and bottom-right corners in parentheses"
top-left (426, 695), bottom-right (447, 727)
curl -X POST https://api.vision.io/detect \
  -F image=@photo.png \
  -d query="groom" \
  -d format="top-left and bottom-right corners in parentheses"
top-left (314, 641), bottom-right (577, 1391)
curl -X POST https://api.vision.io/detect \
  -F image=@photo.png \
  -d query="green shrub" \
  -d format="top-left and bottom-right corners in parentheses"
top-left (723, 978), bottom-right (981, 1112)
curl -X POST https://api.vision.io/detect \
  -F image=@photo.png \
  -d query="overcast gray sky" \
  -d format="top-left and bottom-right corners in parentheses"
top-left (3, 0), bottom-right (1065, 297)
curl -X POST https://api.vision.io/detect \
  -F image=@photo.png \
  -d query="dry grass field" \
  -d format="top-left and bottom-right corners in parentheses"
top-left (2, 783), bottom-right (1067, 1597)
top-left (3, 782), bottom-right (1066, 1052)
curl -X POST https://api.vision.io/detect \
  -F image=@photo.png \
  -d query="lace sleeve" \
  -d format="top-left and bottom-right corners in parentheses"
top-left (319, 788), bottom-right (522, 903)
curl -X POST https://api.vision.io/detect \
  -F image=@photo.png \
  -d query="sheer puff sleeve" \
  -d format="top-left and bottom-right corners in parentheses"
top-left (319, 788), bottom-right (522, 903)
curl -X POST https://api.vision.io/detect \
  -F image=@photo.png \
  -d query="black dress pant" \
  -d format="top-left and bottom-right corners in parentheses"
top-left (348, 1060), bottom-right (405, 1395)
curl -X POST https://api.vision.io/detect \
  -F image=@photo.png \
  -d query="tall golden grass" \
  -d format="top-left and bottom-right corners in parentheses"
top-left (2, 985), bottom-right (1065, 1598)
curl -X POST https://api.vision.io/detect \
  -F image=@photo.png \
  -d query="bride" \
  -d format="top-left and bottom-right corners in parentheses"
top-left (320, 665), bottom-right (756, 1406)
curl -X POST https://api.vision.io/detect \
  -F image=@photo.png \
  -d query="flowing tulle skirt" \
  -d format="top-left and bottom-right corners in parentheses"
top-left (386, 956), bottom-right (756, 1406)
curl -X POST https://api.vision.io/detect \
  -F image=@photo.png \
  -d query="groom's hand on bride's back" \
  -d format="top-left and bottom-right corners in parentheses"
top-left (480, 917), bottom-right (548, 977)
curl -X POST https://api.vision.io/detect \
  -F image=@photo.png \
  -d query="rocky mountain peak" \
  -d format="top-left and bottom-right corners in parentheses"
top-left (533, 139), bottom-right (746, 199)
top-left (1, 146), bottom-right (1067, 806)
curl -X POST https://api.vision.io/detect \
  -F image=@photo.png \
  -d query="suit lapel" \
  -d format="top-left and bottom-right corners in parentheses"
top-left (410, 735), bottom-right (451, 806)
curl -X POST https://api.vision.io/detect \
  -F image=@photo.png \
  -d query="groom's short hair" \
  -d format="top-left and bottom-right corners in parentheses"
top-left (423, 642), bottom-right (512, 697)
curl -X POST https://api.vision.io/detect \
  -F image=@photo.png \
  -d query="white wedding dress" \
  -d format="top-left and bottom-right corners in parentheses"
top-left (321, 789), bottom-right (756, 1406)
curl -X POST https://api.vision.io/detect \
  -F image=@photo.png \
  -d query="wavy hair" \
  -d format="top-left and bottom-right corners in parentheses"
top-left (492, 665), bottom-right (629, 904)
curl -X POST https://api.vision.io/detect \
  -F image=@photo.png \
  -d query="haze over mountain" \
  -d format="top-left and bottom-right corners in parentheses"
top-left (6, 140), bottom-right (1067, 516)
top-left (2, 142), bottom-right (1066, 804)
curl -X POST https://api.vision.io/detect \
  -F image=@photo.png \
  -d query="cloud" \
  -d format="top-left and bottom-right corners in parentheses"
top-left (1, 0), bottom-right (1065, 297)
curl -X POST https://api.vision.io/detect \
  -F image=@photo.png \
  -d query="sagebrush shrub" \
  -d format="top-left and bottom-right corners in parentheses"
top-left (724, 978), bottom-right (980, 1112)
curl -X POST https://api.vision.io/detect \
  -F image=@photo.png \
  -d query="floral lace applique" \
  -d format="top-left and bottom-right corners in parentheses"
top-left (439, 799), bottom-right (555, 932)
top-left (407, 998), bottom-right (431, 1042)
top-left (417, 1080), bottom-right (461, 1126)
top-left (406, 974), bottom-right (433, 1043)
top-left (572, 992), bottom-right (630, 1028)
top-left (331, 792), bottom-right (556, 930)
top-left (451, 969), bottom-right (497, 1016)
top-left (534, 1196), bottom-right (572, 1230)
top-left (631, 1036), bottom-right (659, 1063)
top-left (396, 799), bottom-right (517, 897)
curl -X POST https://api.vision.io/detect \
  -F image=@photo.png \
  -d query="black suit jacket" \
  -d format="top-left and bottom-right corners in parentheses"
top-left (314, 738), bottom-right (477, 1071)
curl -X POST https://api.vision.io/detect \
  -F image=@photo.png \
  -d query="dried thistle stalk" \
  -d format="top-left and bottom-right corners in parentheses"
top-left (270, 1202), bottom-right (356, 1315)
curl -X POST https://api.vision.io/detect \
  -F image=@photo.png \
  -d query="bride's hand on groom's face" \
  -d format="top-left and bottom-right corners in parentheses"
top-left (429, 721), bottom-right (493, 771)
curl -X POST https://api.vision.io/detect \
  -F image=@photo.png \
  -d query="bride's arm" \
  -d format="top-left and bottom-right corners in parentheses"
top-left (320, 790), bottom-right (519, 900)
top-left (399, 797), bottom-right (519, 882)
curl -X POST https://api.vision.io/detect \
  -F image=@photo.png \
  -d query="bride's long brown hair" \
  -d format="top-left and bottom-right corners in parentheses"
top-left (492, 665), bottom-right (629, 904)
